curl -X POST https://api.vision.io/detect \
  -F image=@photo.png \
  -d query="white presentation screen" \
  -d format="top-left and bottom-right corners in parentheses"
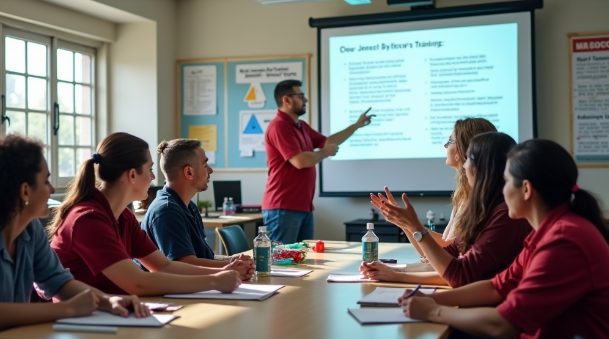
top-left (318, 10), bottom-right (535, 196)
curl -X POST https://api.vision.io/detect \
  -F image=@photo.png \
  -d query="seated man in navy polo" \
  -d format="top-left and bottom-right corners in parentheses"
top-left (141, 139), bottom-right (253, 280)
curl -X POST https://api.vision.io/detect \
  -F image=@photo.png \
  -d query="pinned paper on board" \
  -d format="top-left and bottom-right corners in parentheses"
top-left (188, 125), bottom-right (218, 164)
top-left (239, 110), bottom-right (274, 153)
top-left (243, 83), bottom-right (265, 109)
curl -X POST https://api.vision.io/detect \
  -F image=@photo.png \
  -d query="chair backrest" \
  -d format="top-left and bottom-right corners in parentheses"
top-left (215, 225), bottom-right (250, 255)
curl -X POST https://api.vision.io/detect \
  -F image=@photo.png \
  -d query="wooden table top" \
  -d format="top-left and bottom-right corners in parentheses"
top-left (0, 241), bottom-right (449, 339)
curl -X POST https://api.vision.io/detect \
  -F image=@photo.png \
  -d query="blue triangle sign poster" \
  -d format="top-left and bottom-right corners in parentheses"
top-left (243, 114), bottom-right (264, 134)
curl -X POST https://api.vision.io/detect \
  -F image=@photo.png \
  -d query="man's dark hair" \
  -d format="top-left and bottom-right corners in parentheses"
top-left (274, 79), bottom-right (302, 107)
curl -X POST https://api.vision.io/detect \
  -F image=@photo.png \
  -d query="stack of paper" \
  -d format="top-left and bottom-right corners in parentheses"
top-left (271, 268), bottom-right (312, 277)
top-left (357, 287), bottom-right (436, 307)
top-left (327, 273), bottom-right (377, 283)
top-left (165, 283), bottom-right (284, 301)
top-left (56, 311), bottom-right (177, 328)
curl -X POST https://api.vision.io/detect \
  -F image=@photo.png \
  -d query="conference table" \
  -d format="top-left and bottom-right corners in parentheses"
top-left (0, 241), bottom-right (449, 339)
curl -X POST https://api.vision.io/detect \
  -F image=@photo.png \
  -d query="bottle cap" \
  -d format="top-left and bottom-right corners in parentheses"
top-left (259, 226), bottom-right (267, 232)
top-left (366, 222), bottom-right (374, 230)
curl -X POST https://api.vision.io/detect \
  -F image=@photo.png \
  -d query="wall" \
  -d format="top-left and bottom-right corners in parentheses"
top-left (176, 0), bottom-right (609, 241)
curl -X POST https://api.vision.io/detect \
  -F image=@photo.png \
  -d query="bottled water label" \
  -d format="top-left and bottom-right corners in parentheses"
top-left (255, 246), bottom-right (271, 273)
top-left (362, 242), bottom-right (378, 262)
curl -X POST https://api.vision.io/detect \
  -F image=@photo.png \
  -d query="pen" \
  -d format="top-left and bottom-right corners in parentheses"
top-left (404, 284), bottom-right (422, 299)
top-left (53, 324), bottom-right (118, 334)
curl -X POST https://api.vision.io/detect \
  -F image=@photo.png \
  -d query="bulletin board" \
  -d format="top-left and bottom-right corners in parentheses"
top-left (176, 54), bottom-right (311, 170)
top-left (568, 32), bottom-right (609, 167)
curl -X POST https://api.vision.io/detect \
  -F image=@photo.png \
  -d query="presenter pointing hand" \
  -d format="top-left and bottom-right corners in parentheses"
top-left (262, 79), bottom-right (374, 244)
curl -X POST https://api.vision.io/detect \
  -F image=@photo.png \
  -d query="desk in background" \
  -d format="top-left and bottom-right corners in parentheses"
top-left (0, 241), bottom-right (449, 339)
top-left (344, 219), bottom-right (447, 243)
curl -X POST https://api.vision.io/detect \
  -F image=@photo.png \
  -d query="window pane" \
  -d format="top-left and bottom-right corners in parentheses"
top-left (27, 77), bottom-right (48, 111)
top-left (75, 84), bottom-right (91, 115)
top-left (28, 112), bottom-right (48, 144)
top-left (6, 74), bottom-right (26, 109)
top-left (5, 37), bottom-right (25, 73)
top-left (75, 53), bottom-right (91, 84)
top-left (58, 147), bottom-right (75, 177)
top-left (76, 148), bottom-right (91, 168)
top-left (58, 82), bottom-right (74, 113)
top-left (75, 117), bottom-right (92, 146)
top-left (58, 115), bottom-right (75, 145)
top-left (27, 42), bottom-right (47, 77)
top-left (57, 49), bottom-right (73, 82)
top-left (5, 111), bottom-right (26, 135)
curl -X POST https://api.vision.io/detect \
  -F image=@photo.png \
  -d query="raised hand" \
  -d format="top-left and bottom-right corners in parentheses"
top-left (370, 186), bottom-right (422, 233)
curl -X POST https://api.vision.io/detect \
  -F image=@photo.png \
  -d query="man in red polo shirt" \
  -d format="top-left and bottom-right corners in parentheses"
top-left (262, 79), bottom-right (373, 244)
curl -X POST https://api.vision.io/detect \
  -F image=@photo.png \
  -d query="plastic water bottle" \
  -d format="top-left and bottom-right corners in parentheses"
top-left (222, 197), bottom-right (230, 216)
top-left (426, 210), bottom-right (436, 232)
top-left (362, 222), bottom-right (379, 262)
top-left (254, 226), bottom-right (272, 277)
top-left (227, 197), bottom-right (236, 215)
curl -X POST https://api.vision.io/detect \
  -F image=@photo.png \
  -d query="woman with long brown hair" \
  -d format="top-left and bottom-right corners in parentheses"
top-left (363, 132), bottom-right (531, 287)
top-left (50, 132), bottom-right (240, 296)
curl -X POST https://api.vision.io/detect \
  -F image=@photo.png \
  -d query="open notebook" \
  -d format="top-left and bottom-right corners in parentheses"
top-left (165, 284), bottom-right (284, 301)
top-left (56, 312), bottom-right (177, 328)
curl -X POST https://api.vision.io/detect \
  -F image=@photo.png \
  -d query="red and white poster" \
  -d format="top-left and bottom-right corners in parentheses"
top-left (570, 34), bottom-right (609, 164)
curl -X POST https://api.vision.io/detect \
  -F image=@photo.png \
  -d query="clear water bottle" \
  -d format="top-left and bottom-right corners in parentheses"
top-left (254, 226), bottom-right (272, 277)
top-left (227, 197), bottom-right (236, 215)
top-left (222, 197), bottom-right (230, 216)
top-left (426, 210), bottom-right (436, 232)
top-left (362, 222), bottom-right (379, 262)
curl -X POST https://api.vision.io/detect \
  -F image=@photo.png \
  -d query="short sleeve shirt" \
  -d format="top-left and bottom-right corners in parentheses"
top-left (0, 219), bottom-right (73, 302)
top-left (491, 204), bottom-right (609, 338)
top-left (51, 190), bottom-right (158, 294)
top-left (262, 110), bottom-right (326, 212)
top-left (141, 186), bottom-right (214, 261)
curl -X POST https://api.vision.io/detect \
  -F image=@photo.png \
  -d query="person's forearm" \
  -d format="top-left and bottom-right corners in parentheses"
top-left (126, 271), bottom-right (221, 296)
top-left (178, 255), bottom-right (228, 268)
top-left (397, 271), bottom-right (448, 285)
top-left (432, 280), bottom-right (502, 307)
top-left (327, 123), bottom-right (358, 145)
top-left (429, 305), bottom-right (517, 338)
top-left (0, 302), bottom-right (73, 330)
top-left (289, 150), bottom-right (329, 169)
top-left (162, 260), bottom-right (222, 275)
top-left (415, 229), bottom-right (455, 275)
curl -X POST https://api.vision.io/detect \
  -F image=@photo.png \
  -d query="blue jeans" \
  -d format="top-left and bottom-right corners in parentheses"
top-left (262, 209), bottom-right (313, 244)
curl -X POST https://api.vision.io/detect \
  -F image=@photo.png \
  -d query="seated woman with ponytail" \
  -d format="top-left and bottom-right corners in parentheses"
top-left (401, 139), bottom-right (609, 338)
top-left (50, 132), bottom-right (241, 296)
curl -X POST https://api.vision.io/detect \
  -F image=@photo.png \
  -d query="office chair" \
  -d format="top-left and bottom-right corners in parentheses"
top-left (215, 225), bottom-right (250, 255)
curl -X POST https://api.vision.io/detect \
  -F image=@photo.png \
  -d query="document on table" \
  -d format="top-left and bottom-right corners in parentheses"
top-left (348, 307), bottom-right (422, 325)
top-left (56, 312), bottom-right (176, 328)
top-left (271, 268), bottom-right (312, 277)
top-left (165, 283), bottom-right (284, 301)
top-left (357, 287), bottom-right (437, 307)
top-left (327, 272), bottom-right (377, 283)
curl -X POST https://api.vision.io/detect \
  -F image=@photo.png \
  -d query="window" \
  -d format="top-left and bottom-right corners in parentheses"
top-left (1, 27), bottom-right (96, 187)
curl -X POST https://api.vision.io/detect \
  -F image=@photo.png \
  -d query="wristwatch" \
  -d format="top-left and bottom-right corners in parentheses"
top-left (413, 228), bottom-right (430, 242)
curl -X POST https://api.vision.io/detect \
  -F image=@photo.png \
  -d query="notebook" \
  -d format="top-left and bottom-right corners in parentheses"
top-left (348, 307), bottom-right (422, 325)
top-left (327, 273), bottom-right (377, 283)
top-left (357, 286), bottom-right (437, 307)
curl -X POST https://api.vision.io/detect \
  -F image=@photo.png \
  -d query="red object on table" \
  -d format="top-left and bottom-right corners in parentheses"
top-left (314, 240), bottom-right (325, 252)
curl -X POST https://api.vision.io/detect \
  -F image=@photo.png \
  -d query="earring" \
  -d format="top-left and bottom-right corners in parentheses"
top-left (25, 200), bottom-right (29, 206)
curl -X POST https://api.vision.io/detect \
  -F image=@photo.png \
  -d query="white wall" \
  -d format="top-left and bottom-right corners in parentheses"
top-left (176, 0), bottom-right (609, 241)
